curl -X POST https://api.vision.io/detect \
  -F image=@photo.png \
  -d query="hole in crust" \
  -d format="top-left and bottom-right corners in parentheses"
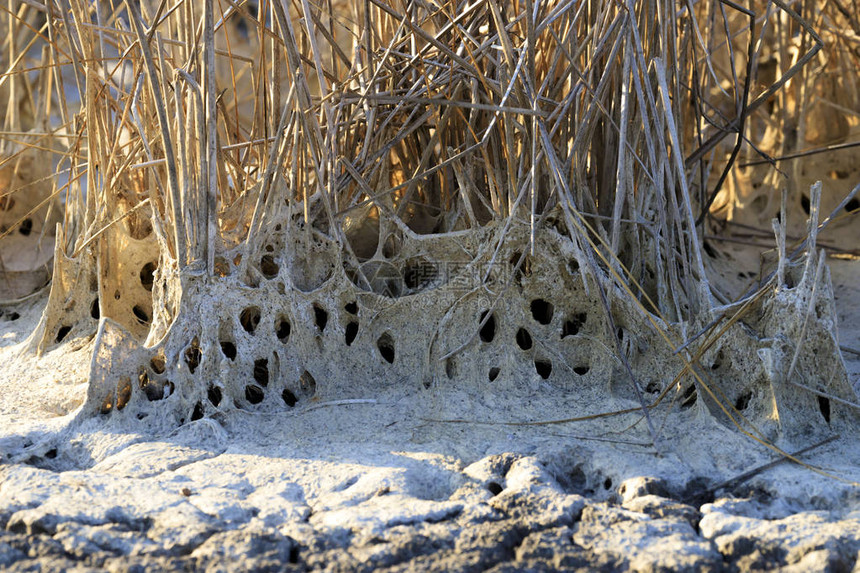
top-left (313, 304), bottom-right (329, 332)
top-left (214, 257), bottom-right (230, 277)
top-left (275, 316), bottom-right (291, 342)
top-left (800, 194), bottom-right (811, 215)
top-left (562, 313), bottom-right (587, 337)
top-left (711, 351), bottom-right (724, 370)
top-left (184, 340), bottom-right (201, 374)
top-left (240, 307), bottom-right (261, 334)
top-left (516, 328), bottom-right (533, 350)
top-left (140, 369), bottom-right (172, 401)
top-left (140, 262), bottom-right (157, 291)
top-left (534, 359), bottom-right (552, 379)
top-left (220, 341), bottom-right (237, 361)
top-left (116, 378), bottom-right (132, 411)
top-left (245, 384), bottom-right (265, 404)
top-left (90, 299), bottom-right (100, 320)
top-left (818, 396), bottom-right (831, 424)
top-left (846, 198), bottom-right (860, 213)
top-left (282, 388), bottom-right (298, 407)
top-left (260, 254), bottom-right (280, 279)
top-left (18, 218), bottom-right (32, 236)
top-left (150, 355), bottom-right (166, 374)
top-left (680, 384), bottom-right (697, 409)
top-left (735, 390), bottom-right (752, 411)
top-left (445, 357), bottom-right (456, 379)
top-left (55, 325), bottom-right (72, 343)
top-left (345, 321), bottom-right (359, 346)
top-left (530, 299), bottom-right (554, 324)
top-left (132, 305), bottom-right (151, 325)
top-left (207, 385), bottom-right (222, 406)
top-left (191, 402), bottom-right (204, 421)
top-left (344, 301), bottom-right (358, 314)
top-left (509, 251), bottom-right (532, 282)
top-left (0, 195), bottom-right (14, 210)
top-left (573, 365), bottom-right (590, 376)
top-left (479, 311), bottom-right (496, 343)
top-left (126, 212), bottom-right (152, 239)
top-left (300, 370), bottom-right (317, 396)
top-left (487, 481), bottom-right (503, 496)
top-left (488, 367), bottom-right (500, 381)
top-left (100, 391), bottom-right (114, 415)
top-left (603, 478), bottom-right (613, 490)
top-left (377, 333), bottom-right (395, 363)
top-left (253, 359), bottom-right (269, 386)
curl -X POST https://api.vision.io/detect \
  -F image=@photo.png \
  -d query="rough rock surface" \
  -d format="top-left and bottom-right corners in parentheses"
top-left (1, 449), bottom-right (859, 572)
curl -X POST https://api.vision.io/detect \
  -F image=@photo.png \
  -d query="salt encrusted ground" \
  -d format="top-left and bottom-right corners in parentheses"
top-left (1, 257), bottom-right (859, 572)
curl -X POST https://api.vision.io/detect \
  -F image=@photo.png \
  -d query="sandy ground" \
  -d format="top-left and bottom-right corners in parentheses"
top-left (1, 256), bottom-right (859, 572)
